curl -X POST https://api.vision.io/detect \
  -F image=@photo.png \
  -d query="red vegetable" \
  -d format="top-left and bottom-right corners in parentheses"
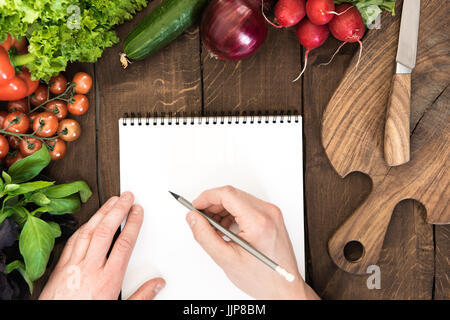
top-left (293, 18), bottom-right (329, 81)
top-left (274, 0), bottom-right (306, 28)
top-left (328, 4), bottom-right (365, 69)
top-left (201, 0), bottom-right (268, 60)
top-left (306, 0), bottom-right (335, 25)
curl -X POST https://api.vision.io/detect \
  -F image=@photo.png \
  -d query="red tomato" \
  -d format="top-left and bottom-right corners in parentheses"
top-left (0, 135), bottom-right (9, 159)
top-left (7, 98), bottom-right (29, 113)
top-left (5, 151), bottom-right (24, 167)
top-left (29, 112), bottom-right (39, 124)
top-left (72, 72), bottom-right (92, 94)
top-left (48, 138), bottom-right (66, 160)
top-left (49, 73), bottom-right (67, 95)
top-left (33, 112), bottom-right (58, 137)
top-left (45, 100), bottom-right (67, 120)
top-left (67, 94), bottom-right (89, 115)
top-left (19, 137), bottom-right (43, 156)
top-left (58, 119), bottom-right (81, 142)
top-left (0, 111), bottom-right (8, 128)
top-left (3, 111), bottom-right (30, 133)
top-left (30, 85), bottom-right (49, 106)
top-left (7, 135), bottom-right (20, 149)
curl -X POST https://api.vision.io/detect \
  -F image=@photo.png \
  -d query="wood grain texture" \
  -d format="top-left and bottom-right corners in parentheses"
top-left (384, 73), bottom-right (411, 166)
top-left (95, 0), bottom-right (202, 204)
top-left (32, 63), bottom-right (100, 298)
top-left (435, 225), bottom-right (450, 299)
top-left (202, 27), bottom-right (302, 114)
top-left (322, 0), bottom-right (449, 275)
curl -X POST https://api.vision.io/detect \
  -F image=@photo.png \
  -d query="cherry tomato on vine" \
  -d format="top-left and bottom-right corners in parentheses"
top-left (0, 135), bottom-right (9, 159)
top-left (48, 138), bottom-right (66, 160)
top-left (29, 112), bottom-right (39, 124)
top-left (67, 94), bottom-right (89, 115)
top-left (30, 85), bottom-right (49, 106)
top-left (58, 118), bottom-right (81, 142)
top-left (72, 72), bottom-right (92, 94)
top-left (7, 135), bottom-right (20, 149)
top-left (3, 111), bottom-right (30, 133)
top-left (19, 137), bottom-right (43, 156)
top-left (49, 73), bottom-right (67, 95)
top-left (45, 100), bottom-right (68, 120)
top-left (0, 111), bottom-right (8, 128)
top-left (33, 112), bottom-right (58, 137)
top-left (5, 151), bottom-right (24, 167)
top-left (7, 99), bottom-right (29, 113)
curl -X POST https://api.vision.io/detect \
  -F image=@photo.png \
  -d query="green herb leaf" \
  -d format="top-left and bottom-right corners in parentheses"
top-left (8, 146), bottom-right (51, 184)
top-left (4, 184), bottom-right (20, 192)
top-left (43, 181), bottom-right (92, 203)
top-left (28, 192), bottom-right (51, 206)
top-left (334, 0), bottom-right (396, 26)
top-left (47, 194), bottom-right (81, 215)
top-left (5, 260), bottom-right (33, 293)
top-left (2, 171), bottom-right (12, 185)
top-left (19, 214), bottom-right (60, 281)
top-left (8, 181), bottom-right (55, 196)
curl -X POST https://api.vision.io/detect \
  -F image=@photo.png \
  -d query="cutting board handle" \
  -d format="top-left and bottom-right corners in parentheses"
top-left (328, 186), bottom-right (400, 274)
top-left (384, 73), bottom-right (411, 166)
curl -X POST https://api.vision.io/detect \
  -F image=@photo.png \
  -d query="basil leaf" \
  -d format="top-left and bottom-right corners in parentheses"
top-left (4, 184), bottom-right (20, 192)
top-left (47, 221), bottom-right (61, 238)
top-left (8, 181), bottom-right (54, 196)
top-left (19, 215), bottom-right (59, 281)
top-left (5, 260), bottom-right (33, 293)
top-left (8, 146), bottom-right (51, 183)
top-left (47, 194), bottom-right (81, 215)
top-left (43, 181), bottom-right (92, 203)
top-left (28, 192), bottom-right (51, 206)
top-left (2, 171), bottom-right (11, 184)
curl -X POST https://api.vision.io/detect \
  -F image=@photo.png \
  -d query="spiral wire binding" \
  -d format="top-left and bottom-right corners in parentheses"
top-left (122, 111), bottom-right (300, 126)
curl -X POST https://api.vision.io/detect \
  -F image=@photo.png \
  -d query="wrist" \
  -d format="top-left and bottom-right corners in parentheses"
top-left (278, 276), bottom-right (319, 300)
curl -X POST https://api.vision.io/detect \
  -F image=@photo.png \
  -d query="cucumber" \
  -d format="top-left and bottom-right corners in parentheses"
top-left (123, 0), bottom-right (208, 60)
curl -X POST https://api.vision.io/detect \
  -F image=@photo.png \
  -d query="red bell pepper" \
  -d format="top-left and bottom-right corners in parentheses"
top-left (0, 34), bottom-right (38, 101)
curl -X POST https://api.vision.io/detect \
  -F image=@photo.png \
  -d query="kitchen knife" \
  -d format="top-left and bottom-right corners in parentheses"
top-left (384, 0), bottom-right (420, 166)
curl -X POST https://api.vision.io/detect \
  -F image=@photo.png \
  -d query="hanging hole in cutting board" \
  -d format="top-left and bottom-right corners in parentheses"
top-left (343, 241), bottom-right (365, 262)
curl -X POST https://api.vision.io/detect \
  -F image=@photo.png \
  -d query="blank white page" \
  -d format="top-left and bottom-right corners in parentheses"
top-left (119, 116), bottom-right (304, 300)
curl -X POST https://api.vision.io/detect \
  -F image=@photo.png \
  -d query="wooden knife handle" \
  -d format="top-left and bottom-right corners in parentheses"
top-left (328, 186), bottom-right (399, 274)
top-left (384, 73), bottom-right (411, 166)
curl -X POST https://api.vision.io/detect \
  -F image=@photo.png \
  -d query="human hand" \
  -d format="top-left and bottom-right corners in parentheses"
top-left (39, 192), bottom-right (165, 300)
top-left (186, 186), bottom-right (319, 300)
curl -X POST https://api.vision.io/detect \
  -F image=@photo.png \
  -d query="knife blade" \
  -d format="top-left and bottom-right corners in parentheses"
top-left (396, 0), bottom-right (421, 73)
top-left (384, 0), bottom-right (421, 167)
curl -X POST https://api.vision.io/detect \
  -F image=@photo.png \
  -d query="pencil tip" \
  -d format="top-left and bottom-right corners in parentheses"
top-left (168, 191), bottom-right (179, 199)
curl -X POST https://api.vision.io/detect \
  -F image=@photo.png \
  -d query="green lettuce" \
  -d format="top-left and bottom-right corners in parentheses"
top-left (335, 0), bottom-right (396, 26)
top-left (0, 0), bottom-right (148, 81)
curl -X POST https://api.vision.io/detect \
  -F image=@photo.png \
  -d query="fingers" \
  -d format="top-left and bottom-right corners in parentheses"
top-left (104, 204), bottom-right (144, 278)
top-left (128, 278), bottom-right (166, 300)
top-left (70, 197), bottom-right (120, 264)
top-left (57, 196), bottom-right (120, 267)
top-left (85, 192), bottom-right (135, 268)
top-left (186, 211), bottom-right (235, 267)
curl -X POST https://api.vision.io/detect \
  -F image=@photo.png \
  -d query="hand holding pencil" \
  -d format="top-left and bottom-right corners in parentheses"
top-left (184, 186), bottom-right (320, 300)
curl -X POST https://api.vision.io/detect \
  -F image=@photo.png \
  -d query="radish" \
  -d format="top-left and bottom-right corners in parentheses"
top-left (327, 3), bottom-right (366, 69)
top-left (305, 0), bottom-right (335, 25)
top-left (262, 0), bottom-right (306, 28)
top-left (293, 18), bottom-right (329, 81)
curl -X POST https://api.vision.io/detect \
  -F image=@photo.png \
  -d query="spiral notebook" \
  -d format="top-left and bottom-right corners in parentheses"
top-left (119, 112), bottom-right (305, 300)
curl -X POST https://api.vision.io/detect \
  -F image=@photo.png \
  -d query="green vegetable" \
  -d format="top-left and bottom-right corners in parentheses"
top-left (0, 0), bottom-right (149, 81)
top-left (123, 0), bottom-right (208, 62)
top-left (0, 145), bottom-right (92, 292)
top-left (335, 0), bottom-right (396, 26)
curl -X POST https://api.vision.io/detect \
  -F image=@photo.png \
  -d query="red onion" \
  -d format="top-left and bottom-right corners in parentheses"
top-left (201, 0), bottom-right (268, 60)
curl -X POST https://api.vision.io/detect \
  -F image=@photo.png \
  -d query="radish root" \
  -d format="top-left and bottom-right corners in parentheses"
top-left (293, 49), bottom-right (309, 82)
top-left (355, 39), bottom-right (363, 70)
top-left (326, 5), bottom-right (354, 16)
top-left (261, 0), bottom-right (282, 28)
top-left (319, 41), bottom-right (346, 67)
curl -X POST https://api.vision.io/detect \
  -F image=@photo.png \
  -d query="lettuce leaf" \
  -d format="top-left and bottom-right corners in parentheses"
top-left (0, 0), bottom-right (148, 81)
top-left (335, 0), bottom-right (396, 26)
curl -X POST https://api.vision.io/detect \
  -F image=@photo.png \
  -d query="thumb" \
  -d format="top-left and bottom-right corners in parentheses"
top-left (186, 211), bottom-right (234, 267)
top-left (128, 278), bottom-right (165, 300)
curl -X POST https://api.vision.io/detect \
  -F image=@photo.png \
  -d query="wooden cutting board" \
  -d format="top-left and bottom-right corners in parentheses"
top-left (321, 0), bottom-right (449, 275)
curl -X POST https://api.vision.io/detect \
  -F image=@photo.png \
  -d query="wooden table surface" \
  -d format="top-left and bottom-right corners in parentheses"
top-left (33, 0), bottom-right (449, 299)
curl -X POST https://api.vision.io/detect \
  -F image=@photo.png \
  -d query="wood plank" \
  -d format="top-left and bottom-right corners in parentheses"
top-left (95, 0), bottom-right (203, 204)
top-left (202, 27), bottom-right (302, 114)
top-left (32, 63), bottom-right (100, 298)
top-left (435, 225), bottom-right (450, 299)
